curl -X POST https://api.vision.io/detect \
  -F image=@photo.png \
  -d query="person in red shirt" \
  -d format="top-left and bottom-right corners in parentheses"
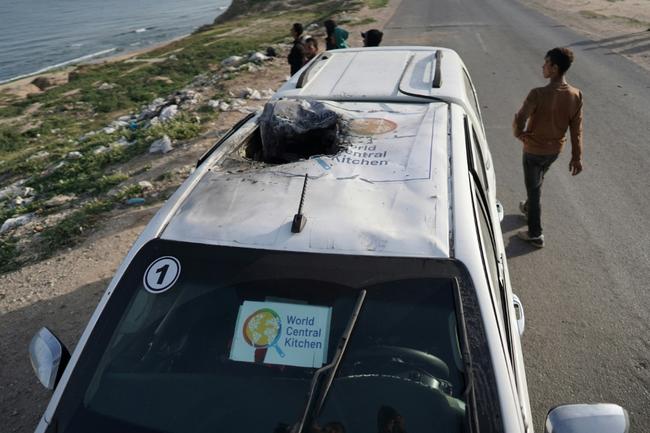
top-left (513, 47), bottom-right (583, 248)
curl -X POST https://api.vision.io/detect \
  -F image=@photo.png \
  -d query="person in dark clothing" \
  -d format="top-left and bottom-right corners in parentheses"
top-left (362, 29), bottom-right (383, 47)
top-left (324, 19), bottom-right (349, 49)
top-left (288, 23), bottom-right (306, 75)
top-left (513, 47), bottom-right (583, 248)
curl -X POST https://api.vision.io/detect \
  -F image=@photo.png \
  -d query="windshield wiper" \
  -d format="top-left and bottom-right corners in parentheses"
top-left (295, 289), bottom-right (366, 433)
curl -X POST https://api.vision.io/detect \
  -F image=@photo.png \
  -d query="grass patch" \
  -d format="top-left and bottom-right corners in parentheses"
top-left (39, 184), bottom-right (142, 254)
top-left (365, 0), bottom-right (388, 9)
top-left (0, 237), bottom-right (20, 274)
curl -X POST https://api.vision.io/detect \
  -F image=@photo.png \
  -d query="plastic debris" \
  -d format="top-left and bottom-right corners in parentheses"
top-left (249, 52), bottom-right (270, 62)
top-left (0, 213), bottom-right (34, 234)
top-left (138, 181), bottom-right (154, 190)
top-left (221, 55), bottom-right (244, 67)
top-left (149, 135), bottom-right (173, 154)
top-left (159, 105), bottom-right (179, 122)
top-left (126, 197), bottom-right (145, 205)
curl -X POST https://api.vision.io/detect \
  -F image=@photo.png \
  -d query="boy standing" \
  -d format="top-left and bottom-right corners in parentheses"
top-left (513, 47), bottom-right (583, 248)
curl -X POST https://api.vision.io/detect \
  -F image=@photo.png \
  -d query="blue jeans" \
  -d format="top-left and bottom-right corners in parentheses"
top-left (523, 152), bottom-right (559, 237)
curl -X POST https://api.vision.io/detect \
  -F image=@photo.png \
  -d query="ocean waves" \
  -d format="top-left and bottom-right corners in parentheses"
top-left (0, 0), bottom-right (230, 83)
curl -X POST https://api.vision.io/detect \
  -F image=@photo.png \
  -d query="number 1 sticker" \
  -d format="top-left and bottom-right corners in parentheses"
top-left (144, 256), bottom-right (181, 293)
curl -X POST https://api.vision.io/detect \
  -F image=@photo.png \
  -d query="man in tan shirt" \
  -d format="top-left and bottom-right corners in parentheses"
top-left (513, 47), bottom-right (583, 248)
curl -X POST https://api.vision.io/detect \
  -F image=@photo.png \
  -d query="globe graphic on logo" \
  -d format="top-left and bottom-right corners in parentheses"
top-left (243, 308), bottom-right (282, 348)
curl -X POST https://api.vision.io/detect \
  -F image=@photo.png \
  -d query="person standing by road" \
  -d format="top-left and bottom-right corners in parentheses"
top-left (288, 23), bottom-right (306, 75)
top-left (362, 29), bottom-right (383, 47)
top-left (324, 19), bottom-right (349, 49)
top-left (513, 47), bottom-right (583, 248)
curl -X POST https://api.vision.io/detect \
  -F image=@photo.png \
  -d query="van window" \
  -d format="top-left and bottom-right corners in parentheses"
top-left (464, 117), bottom-right (489, 193)
top-left (474, 189), bottom-right (515, 361)
top-left (462, 70), bottom-right (481, 123)
top-left (475, 192), bottom-right (501, 313)
top-left (53, 241), bottom-right (481, 433)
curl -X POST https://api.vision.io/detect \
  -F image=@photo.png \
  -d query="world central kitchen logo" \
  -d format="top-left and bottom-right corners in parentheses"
top-left (242, 308), bottom-right (324, 364)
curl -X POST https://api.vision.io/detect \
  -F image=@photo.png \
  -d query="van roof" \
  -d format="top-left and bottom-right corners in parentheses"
top-left (275, 46), bottom-right (469, 104)
top-left (160, 100), bottom-right (453, 258)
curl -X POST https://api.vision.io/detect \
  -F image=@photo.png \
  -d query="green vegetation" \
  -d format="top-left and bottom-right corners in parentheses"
top-left (40, 184), bottom-right (142, 253)
top-left (0, 237), bottom-right (19, 274)
top-left (0, 0), bottom-right (375, 273)
top-left (365, 0), bottom-right (388, 9)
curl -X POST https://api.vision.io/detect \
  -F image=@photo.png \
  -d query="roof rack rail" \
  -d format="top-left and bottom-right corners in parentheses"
top-left (296, 53), bottom-right (329, 88)
top-left (432, 50), bottom-right (443, 88)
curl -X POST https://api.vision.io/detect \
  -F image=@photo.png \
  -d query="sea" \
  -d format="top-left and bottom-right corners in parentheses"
top-left (0, 0), bottom-right (231, 84)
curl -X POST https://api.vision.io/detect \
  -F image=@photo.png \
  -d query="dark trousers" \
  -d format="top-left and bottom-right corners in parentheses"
top-left (523, 152), bottom-right (559, 237)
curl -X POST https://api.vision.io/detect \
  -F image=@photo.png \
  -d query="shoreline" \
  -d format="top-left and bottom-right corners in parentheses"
top-left (0, 2), bottom-right (230, 89)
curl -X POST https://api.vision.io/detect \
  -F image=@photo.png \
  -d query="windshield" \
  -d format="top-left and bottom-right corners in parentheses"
top-left (53, 240), bottom-right (479, 433)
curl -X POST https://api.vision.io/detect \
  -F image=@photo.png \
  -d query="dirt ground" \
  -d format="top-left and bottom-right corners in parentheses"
top-left (0, 0), bottom-right (648, 431)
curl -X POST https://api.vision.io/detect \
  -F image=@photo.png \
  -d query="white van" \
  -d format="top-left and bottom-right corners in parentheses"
top-left (29, 47), bottom-right (627, 433)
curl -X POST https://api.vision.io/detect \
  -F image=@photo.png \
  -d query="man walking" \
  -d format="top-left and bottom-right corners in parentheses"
top-left (513, 47), bottom-right (583, 248)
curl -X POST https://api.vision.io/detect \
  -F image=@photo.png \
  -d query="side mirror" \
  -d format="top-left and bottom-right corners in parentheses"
top-left (545, 404), bottom-right (629, 433)
top-left (496, 200), bottom-right (505, 222)
top-left (29, 327), bottom-right (70, 390)
top-left (512, 294), bottom-right (525, 336)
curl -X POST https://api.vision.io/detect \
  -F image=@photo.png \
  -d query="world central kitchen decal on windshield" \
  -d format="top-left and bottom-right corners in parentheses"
top-left (230, 301), bottom-right (332, 368)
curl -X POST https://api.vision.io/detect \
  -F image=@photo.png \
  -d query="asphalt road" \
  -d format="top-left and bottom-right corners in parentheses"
top-left (383, 0), bottom-right (650, 430)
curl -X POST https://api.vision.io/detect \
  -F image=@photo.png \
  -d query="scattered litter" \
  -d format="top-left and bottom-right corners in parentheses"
top-left (0, 213), bottom-right (35, 234)
top-left (218, 102), bottom-right (230, 112)
top-left (93, 146), bottom-right (110, 155)
top-left (66, 151), bottom-right (83, 160)
top-left (110, 120), bottom-right (129, 129)
top-left (102, 126), bottom-right (117, 134)
top-left (249, 52), bottom-right (270, 62)
top-left (27, 151), bottom-right (50, 161)
top-left (149, 135), bottom-right (173, 154)
top-left (98, 82), bottom-right (116, 91)
top-left (221, 55), bottom-right (244, 67)
top-left (44, 195), bottom-right (76, 208)
top-left (138, 181), bottom-right (154, 190)
top-left (0, 180), bottom-right (27, 201)
top-left (126, 197), bottom-right (145, 205)
top-left (14, 196), bottom-right (34, 206)
top-left (261, 89), bottom-right (275, 99)
top-left (248, 89), bottom-right (262, 100)
top-left (159, 105), bottom-right (178, 122)
top-left (79, 131), bottom-right (97, 142)
top-left (138, 97), bottom-right (166, 121)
